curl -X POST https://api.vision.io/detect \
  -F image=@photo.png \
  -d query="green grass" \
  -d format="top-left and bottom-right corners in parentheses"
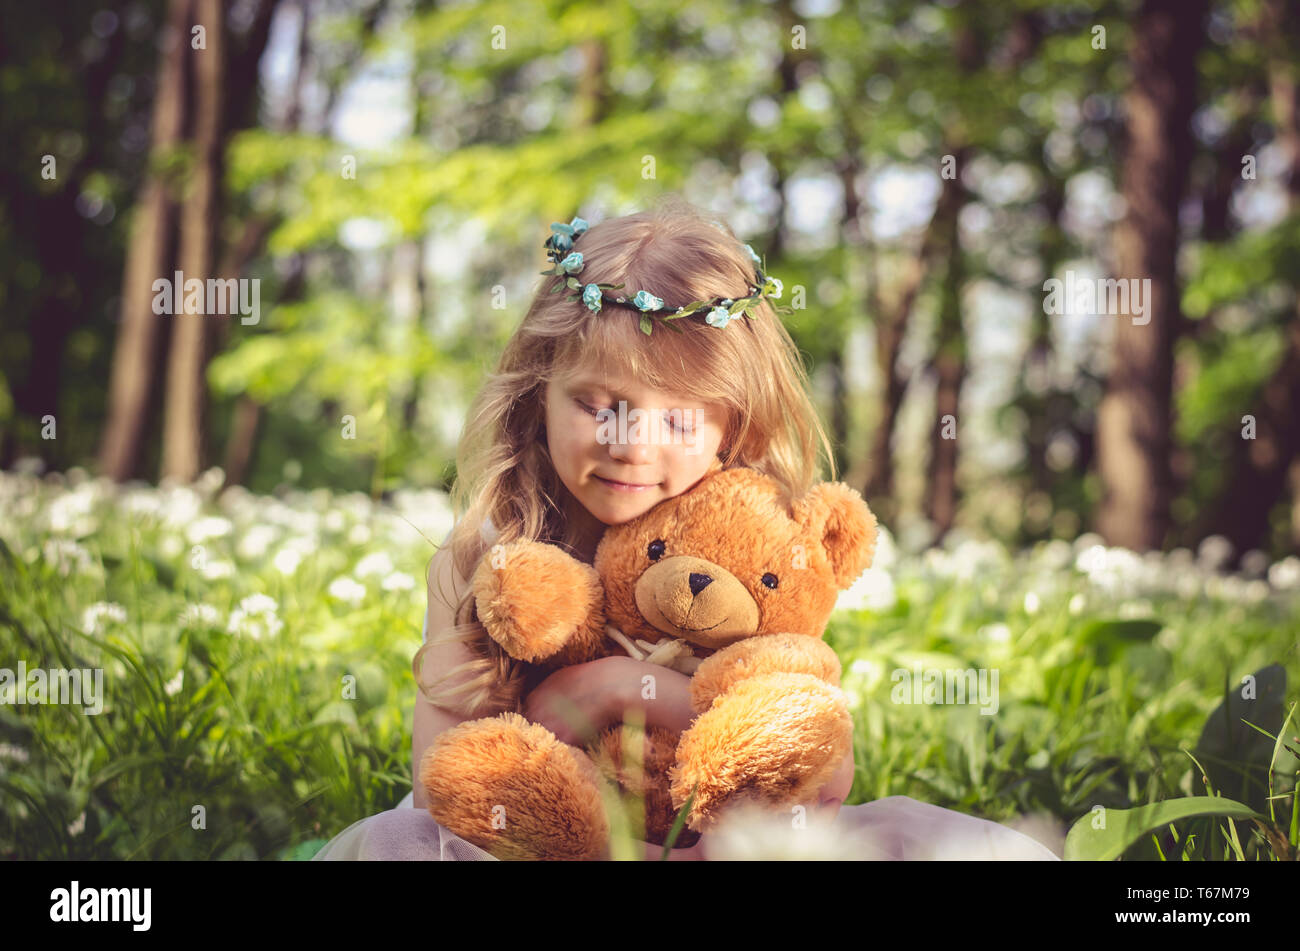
top-left (0, 468), bottom-right (1296, 860)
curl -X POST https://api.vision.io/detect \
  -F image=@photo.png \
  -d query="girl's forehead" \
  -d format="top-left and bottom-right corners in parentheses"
top-left (560, 370), bottom-right (696, 403)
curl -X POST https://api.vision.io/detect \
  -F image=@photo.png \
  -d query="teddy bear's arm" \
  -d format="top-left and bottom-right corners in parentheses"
top-left (472, 540), bottom-right (608, 665)
top-left (687, 633), bottom-right (842, 714)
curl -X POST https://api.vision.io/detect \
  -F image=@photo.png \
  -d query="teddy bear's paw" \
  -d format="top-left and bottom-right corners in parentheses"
top-left (420, 711), bottom-right (612, 860)
top-left (471, 541), bottom-right (606, 664)
top-left (688, 633), bottom-right (843, 713)
top-left (668, 672), bottom-right (853, 832)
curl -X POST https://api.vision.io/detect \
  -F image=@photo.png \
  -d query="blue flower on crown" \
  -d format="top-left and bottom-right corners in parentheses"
top-left (560, 252), bottom-right (584, 274)
top-left (706, 306), bottom-right (733, 328)
top-left (547, 218), bottom-right (588, 258)
top-left (632, 290), bottom-right (663, 312)
top-left (744, 244), bottom-right (762, 267)
top-left (582, 283), bottom-right (603, 312)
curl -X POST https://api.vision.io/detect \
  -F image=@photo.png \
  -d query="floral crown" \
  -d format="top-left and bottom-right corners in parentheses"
top-left (540, 216), bottom-right (793, 336)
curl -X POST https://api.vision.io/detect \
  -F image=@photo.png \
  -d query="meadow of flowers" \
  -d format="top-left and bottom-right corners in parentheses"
top-left (1, 462), bottom-right (1296, 860)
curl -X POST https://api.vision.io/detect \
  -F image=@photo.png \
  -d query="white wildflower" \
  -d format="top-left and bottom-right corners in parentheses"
top-left (46, 485), bottom-right (98, 535)
top-left (1068, 593), bottom-right (1086, 615)
top-left (703, 801), bottom-right (881, 860)
top-left (1240, 550), bottom-right (1270, 579)
top-left (835, 568), bottom-right (896, 613)
top-left (328, 576), bottom-right (367, 605)
top-left (121, 488), bottom-right (163, 517)
top-left (163, 669), bottom-right (184, 697)
top-left (347, 523), bottom-right (372, 545)
top-left (195, 466), bottom-right (226, 498)
top-left (235, 524), bottom-right (278, 561)
top-left (158, 534), bottom-right (184, 560)
top-left (186, 516), bottom-right (234, 545)
top-left (381, 571), bottom-right (416, 592)
top-left (1175, 572), bottom-right (1204, 601)
top-left (1117, 599), bottom-right (1153, 619)
top-left (979, 622), bottom-right (1011, 644)
top-left (1243, 580), bottom-right (1270, 603)
top-left (226, 593), bottom-right (283, 640)
top-left (1038, 539), bottom-right (1074, 571)
top-left (324, 510), bottom-right (346, 533)
top-left (272, 546), bottom-right (303, 576)
top-left (870, 525), bottom-right (898, 572)
top-left (42, 538), bottom-right (94, 576)
top-left (846, 657), bottom-right (886, 694)
top-left (354, 551), bottom-right (395, 578)
top-left (1075, 545), bottom-right (1143, 598)
top-left (1023, 591), bottom-right (1040, 615)
top-left (0, 742), bottom-right (30, 764)
top-left (160, 486), bottom-right (202, 530)
top-left (1196, 535), bottom-right (1233, 572)
top-left (1268, 556), bottom-right (1300, 591)
top-left (67, 811), bottom-right (86, 837)
top-left (179, 603), bottom-right (221, 627)
top-left (81, 601), bottom-right (127, 635)
top-left (199, 559), bottom-right (235, 580)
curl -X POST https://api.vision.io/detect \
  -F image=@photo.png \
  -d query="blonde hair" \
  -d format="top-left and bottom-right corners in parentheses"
top-left (414, 193), bottom-right (836, 717)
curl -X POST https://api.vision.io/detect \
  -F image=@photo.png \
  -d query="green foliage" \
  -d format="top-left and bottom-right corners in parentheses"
top-left (0, 472), bottom-right (435, 860)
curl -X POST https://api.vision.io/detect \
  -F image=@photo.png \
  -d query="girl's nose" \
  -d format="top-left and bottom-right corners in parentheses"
top-left (608, 436), bottom-right (653, 464)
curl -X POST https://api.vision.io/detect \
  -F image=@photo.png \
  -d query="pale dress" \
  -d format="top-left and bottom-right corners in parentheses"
top-left (313, 519), bottom-right (1060, 861)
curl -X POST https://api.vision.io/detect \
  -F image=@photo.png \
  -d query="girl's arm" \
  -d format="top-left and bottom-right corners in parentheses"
top-left (411, 537), bottom-right (477, 811)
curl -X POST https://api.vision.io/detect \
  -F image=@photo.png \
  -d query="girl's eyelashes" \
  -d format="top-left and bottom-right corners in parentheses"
top-left (574, 398), bottom-right (695, 434)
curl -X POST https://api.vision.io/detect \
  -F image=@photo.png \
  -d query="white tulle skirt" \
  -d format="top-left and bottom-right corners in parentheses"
top-left (311, 791), bottom-right (1061, 861)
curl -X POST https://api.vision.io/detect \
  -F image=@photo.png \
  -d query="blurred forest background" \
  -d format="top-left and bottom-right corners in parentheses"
top-left (3, 0), bottom-right (1300, 560)
top-left (3, 0), bottom-right (1300, 862)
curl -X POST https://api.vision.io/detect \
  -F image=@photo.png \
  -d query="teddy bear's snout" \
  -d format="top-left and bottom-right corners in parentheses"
top-left (634, 556), bottom-right (760, 648)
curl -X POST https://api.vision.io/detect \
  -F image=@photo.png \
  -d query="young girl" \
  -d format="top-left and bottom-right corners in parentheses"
top-left (313, 194), bottom-right (1059, 861)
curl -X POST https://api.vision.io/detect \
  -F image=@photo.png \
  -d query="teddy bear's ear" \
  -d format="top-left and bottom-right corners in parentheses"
top-left (791, 483), bottom-right (878, 589)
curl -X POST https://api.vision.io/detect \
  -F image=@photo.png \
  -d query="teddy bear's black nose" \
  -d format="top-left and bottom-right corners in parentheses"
top-left (688, 573), bottom-right (713, 596)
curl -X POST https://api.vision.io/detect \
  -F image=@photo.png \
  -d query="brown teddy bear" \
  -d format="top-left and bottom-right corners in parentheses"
top-left (420, 463), bottom-right (877, 860)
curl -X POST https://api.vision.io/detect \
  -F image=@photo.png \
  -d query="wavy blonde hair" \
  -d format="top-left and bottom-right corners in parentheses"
top-left (414, 192), bottom-right (836, 717)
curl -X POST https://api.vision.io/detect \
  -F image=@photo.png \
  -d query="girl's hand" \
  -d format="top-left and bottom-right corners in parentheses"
top-left (522, 656), bottom-right (628, 747)
top-left (801, 744), bottom-right (854, 824)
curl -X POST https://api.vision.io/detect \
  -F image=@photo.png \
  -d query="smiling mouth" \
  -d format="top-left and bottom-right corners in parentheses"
top-left (595, 474), bottom-right (658, 486)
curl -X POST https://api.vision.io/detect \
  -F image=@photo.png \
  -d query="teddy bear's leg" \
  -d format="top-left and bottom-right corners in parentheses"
top-left (667, 672), bottom-right (853, 833)
top-left (688, 633), bottom-right (843, 714)
top-left (420, 711), bottom-right (612, 860)
top-left (588, 724), bottom-right (702, 850)
top-left (472, 540), bottom-right (608, 665)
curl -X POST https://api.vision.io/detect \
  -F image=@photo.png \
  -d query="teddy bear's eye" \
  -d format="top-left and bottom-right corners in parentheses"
top-left (648, 539), bottom-right (666, 561)
top-left (761, 573), bottom-right (779, 589)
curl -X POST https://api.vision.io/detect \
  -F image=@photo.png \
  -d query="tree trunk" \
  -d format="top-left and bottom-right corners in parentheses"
top-left (96, 0), bottom-right (191, 481)
top-left (863, 146), bottom-right (967, 524)
top-left (1095, 0), bottom-right (1207, 550)
top-left (1202, 0), bottom-right (1300, 554)
top-left (160, 0), bottom-right (225, 482)
top-left (924, 177), bottom-right (967, 540)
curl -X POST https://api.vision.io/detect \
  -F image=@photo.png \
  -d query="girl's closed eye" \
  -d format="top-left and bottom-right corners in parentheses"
top-left (574, 397), bottom-right (694, 434)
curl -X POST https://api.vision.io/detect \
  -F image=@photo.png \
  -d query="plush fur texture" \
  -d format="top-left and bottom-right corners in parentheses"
top-left (420, 464), bottom-right (877, 860)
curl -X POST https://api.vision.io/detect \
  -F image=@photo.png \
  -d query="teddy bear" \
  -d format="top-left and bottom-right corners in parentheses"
top-left (419, 463), bottom-right (878, 860)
